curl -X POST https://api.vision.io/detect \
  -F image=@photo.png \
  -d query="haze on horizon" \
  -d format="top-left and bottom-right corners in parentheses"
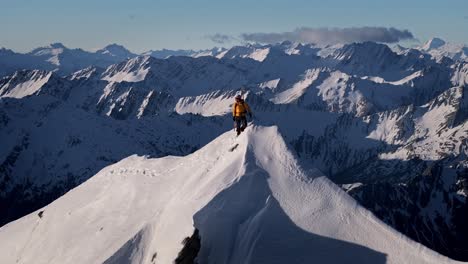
top-left (1, 0), bottom-right (467, 53)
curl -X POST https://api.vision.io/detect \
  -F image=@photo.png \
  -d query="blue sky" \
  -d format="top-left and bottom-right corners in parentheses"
top-left (1, 0), bottom-right (467, 53)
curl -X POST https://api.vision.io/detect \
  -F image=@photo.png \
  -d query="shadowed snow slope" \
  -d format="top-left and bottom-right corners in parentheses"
top-left (0, 126), bottom-right (461, 264)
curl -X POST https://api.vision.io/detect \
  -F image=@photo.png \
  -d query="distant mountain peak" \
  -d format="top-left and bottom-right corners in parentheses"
top-left (100, 43), bottom-right (129, 52)
top-left (422, 37), bottom-right (446, 51)
top-left (48, 42), bottom-right (67, 49)
top-left (0, 47), bottom-right (14, 54)
top-left (96, 43), bottom-right (136, 58)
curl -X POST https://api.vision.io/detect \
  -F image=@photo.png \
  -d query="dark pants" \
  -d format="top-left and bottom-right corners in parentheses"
top-left (234, 116), bottom-right (248, 134)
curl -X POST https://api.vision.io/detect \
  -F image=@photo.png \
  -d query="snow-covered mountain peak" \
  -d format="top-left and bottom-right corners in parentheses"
top-left (30, 42), bottom-right (68, 53)
top-left (418, 38), bottom-right (468, 62)
top-left (331, 41), bottom-right (395, 61)
top-left (68, 66), bottom-right (102, 80)
top-left (0, 47), bottom-right (15, 54)
top-left (31, 42), bottom-right (67, 55)
top-left (422, 37), bottom-right (447, 51)
top-left (96, 43), bottom-right (136, 58)
top-left (0, 125), bottom-right (460, 264)
top-left (101, 55), bottom-right (153, 83)
top-left (391, 44), bottom-right (408, 54)
top-left (49, 42), bottom-right (66, 49)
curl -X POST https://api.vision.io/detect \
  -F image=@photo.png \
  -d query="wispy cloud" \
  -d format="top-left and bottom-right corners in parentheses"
top-left (240, 27), bottom-right (415, 45)
top-left (206, 33), bottom-right (236, 44)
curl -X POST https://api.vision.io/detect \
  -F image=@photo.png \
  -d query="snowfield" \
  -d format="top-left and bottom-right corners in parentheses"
top-left (0, 126), bottom-right (460, 264)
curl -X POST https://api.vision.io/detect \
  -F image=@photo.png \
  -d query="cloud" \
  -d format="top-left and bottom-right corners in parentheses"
top-left (240, 27), bottom-right (415, 45)
top-left (206, 33), bottom-right (236, 44)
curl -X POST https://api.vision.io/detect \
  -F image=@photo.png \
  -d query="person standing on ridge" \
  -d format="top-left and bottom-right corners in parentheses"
top-left (232, 95), bottom-right (253, 136)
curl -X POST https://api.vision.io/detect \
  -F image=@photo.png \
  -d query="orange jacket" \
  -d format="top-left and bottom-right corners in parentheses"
top-left (232, 100), bottom-right (252, 117)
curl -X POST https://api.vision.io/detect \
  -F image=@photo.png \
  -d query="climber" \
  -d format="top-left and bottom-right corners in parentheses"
top-left (232, 95), bottom-right (253, 136)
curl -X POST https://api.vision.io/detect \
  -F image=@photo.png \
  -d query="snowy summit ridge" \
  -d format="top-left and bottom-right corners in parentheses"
top-left (0, 39), bottom-right (467, 262)
top-left (0, 126), bottom-right (459, 264)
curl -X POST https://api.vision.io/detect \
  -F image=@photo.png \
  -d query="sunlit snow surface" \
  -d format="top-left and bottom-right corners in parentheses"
top-left (0, 126), bottom-right (460, 264)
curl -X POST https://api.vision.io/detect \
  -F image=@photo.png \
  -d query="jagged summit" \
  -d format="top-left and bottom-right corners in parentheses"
top-left (0, 47), bottom-right (15, 53)
top-left (30, 42), bottom-right (67, 54)
top-left (48, 42), bottom-right (67, 49)
top-left (422, 37), bottom-right (447, 51)
top-left (0, 126), bottom-right (459, 264)
top-left (96, 43), bottom-right (136, 58)
top-left (331, 41), bottom-right (396, 61)
top-left (0, 69), bottom-right (53, 98)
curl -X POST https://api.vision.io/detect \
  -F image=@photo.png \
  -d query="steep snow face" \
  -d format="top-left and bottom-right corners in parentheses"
top-left (101, 56), bottom-right (151, 83)
top-left (67, 66), bottom-right (102, 81)
top-left (272, 69), bottom-right (323, 104)
top-left (245, 47), bottom-right (270, 62)
top-left (175, 90), bottom-right (239, 116)
top-left (0, 70), bottom-right (52, 98)
top-left (259, 78), bottom-right (281, 91)
top-left (0, 126), bottom-right (459, 264)
top-left (422, 38), bottom-right (447, 51)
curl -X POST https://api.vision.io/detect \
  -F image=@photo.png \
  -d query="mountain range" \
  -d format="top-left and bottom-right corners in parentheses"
top-left (2, 37), bottom-right (466, 79)
top-left (0, 38), bottom-right (467, 262)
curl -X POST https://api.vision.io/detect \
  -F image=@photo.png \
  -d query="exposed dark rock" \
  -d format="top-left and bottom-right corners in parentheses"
top-left (175, 229), bottom-right (201, 264)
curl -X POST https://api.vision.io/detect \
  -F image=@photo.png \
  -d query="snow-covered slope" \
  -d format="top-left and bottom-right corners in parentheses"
top-left (0, 126), bottom-right (459, 264)
top-left (0, 92), bottom-right (229, 226)
top-left (0, 70), bottom-right (52, 98)
top-left (418, 38), bottom-right (468, 62)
